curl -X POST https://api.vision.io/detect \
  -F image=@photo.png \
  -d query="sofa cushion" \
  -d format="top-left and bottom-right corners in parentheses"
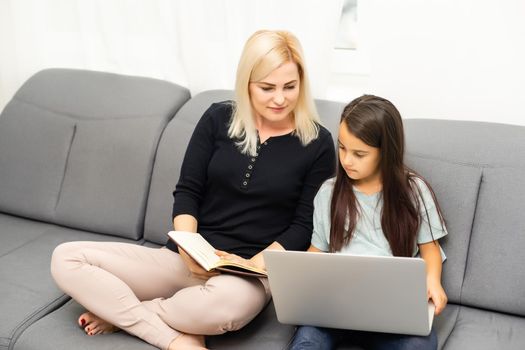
top-left (0, 105), bottom-right (75, 222)
top-left (461, 168), bottom-right (525, 316)
top-left (404, 155), bottom-right (481, 303)
top-left (404, 119), bottom-right (485, 303)
top-left (15, 298), bottom-right (295, 350)
top-left (432, 304), bottom-right (460, 350)
top-left (53, 117), bottom-right (167, 238)
top-left (12, 68), bottom-right (186, 121)
top-left (403, 119), bottom-right (525, 169)
top-left (13, 300), bottom-right (157, 350)
top-left (441, 306), bottom-right (525, 350)
top-left (206, 301), bottom-right (295, 350)
top-left (0, 68), bottom-right (190, 239)
top-left (0, 213), bottom-right (56, 256)
top-left (0, 220), bottom-right (139, 350)
top-left (313, 98), bottom-right (345, 148)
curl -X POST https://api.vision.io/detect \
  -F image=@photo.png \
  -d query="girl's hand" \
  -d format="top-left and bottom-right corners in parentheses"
top-left (179, 248), bottom-right (220, 280)
top-left (427, 278), bottom-right (448, 315)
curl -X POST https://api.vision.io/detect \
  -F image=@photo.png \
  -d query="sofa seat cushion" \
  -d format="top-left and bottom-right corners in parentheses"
top-left (0, 218), bottom-right (140, 350)
top-left (432, 304), bottom-right (460, 350)
top-left (206, 301), bottom-right (295, 350)
top-left (13, 300), bottom-right (157, 350)
top-left (442, 306), bottom-right (525, 350)
top-left (16, 297), bottom-right (294, 350)
top-left (0, 213), bottom-right (56, 256)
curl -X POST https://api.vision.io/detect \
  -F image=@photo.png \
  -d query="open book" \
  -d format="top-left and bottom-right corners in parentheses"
top-left (167, 231), bottom-right (267, 278)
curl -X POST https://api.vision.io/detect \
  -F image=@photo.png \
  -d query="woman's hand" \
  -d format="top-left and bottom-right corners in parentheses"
top-left (215, 250), bottom-right (260, 269)
top-left (427, 278), bottom-right (448, 315)
top-left (179, 248), bottom-right (220, 280)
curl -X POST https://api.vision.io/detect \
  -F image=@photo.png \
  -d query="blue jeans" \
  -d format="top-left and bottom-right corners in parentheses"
top-left (289, 326), bottom-right (438, 350)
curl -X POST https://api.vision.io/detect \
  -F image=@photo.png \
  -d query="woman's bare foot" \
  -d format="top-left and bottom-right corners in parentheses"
top-left (78, 312), bottom-right (120, 336)
top-left (168, 333), bottom-right (207, 350)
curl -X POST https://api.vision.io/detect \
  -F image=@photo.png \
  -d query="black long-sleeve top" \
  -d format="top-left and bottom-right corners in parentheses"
top-left (168, 101), bottom-right (335, 258)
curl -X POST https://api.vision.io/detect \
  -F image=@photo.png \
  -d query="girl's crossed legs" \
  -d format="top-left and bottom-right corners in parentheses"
top-left (290, 325), bottom-right (437, 350)
top-left (51, 241), bottom-right (270, 350)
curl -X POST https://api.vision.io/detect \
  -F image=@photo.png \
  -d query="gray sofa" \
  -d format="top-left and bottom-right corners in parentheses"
top-left (1, 69), bottom-right (524, 350)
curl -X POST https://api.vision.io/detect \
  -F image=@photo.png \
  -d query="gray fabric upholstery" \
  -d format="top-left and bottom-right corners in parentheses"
top-left (14, 300), bottom-right (158, 350)
top-left (403, 119), bottom-right (525, 168)
top-left (441, 306), bottom-right (525, 350)
top-left (404, 154), bottom-right (482, 303)
top-left (53, 116), bottom-right (167, 238)
top-left (0, 69), bottom-right (191, 350)
top-left (1, 71), bottom-right (524, 350)
top-left (0, 224), bottom-right (139, 350)
top-left (461, 168), bottom-right (525, 315)
top-left (206, 301), bottom-right (295, 350)
top-left (313, 98), bottom-right (345, 148)
top-left (0, 213), bottom-right (55, 256)
top-left (0, 68), bottom-right (190, 239)
top-left (432, 305), bottom-right (460, 350)
top-left (13, 69), bottom-right (185, 120)
top-left (404, 119), bottom-right (525, 316)
top-left (0, 107), bottom-right (75, 222)
top-left (403, 119), bottom-right (525, 349)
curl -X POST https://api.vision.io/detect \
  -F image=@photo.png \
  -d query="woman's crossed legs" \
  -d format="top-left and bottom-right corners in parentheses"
top-left (51, 241), bottom-right (270, 350)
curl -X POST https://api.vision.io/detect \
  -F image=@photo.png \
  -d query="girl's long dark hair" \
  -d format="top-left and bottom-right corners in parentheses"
top-left (329, 95), bottom-right (445, 256)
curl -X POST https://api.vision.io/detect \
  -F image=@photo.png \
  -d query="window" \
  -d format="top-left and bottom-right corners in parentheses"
top-left (332, 0), bottom-right (369, 75)
top-left (335, 0), bottom-right (357, 50)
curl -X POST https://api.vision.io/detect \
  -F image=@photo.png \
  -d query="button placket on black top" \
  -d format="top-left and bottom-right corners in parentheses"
top-left (241, 139), bottom-right (269, 189)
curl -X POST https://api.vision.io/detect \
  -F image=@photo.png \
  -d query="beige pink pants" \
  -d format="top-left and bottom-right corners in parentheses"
top-left (50, 241), bottom-right (271, 350)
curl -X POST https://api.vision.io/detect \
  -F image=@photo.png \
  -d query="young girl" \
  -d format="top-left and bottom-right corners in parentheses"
top-left (289, 95), bottom-right (447, 350)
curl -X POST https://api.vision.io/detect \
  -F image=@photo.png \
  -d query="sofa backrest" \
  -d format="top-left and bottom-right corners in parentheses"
top-left (0, 69), bottom-right (190, 239)
top-left (404, 119), bottom-right (525, 316)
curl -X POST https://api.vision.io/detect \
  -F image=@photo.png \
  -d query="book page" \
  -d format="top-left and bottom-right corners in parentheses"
top-left (215, 259), bottom-right (267, 276)
top-left (167, 231), bottom-right (267, 277)
top-left (167, 231), bottom-right (220, 271)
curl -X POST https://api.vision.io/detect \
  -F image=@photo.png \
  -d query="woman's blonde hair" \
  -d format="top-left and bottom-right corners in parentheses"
top-left (228, 30), bottom-right (320, 156)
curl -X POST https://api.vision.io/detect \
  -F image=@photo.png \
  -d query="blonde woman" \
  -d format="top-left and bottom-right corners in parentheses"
top-left (51, 30), bottom-right (335, 350)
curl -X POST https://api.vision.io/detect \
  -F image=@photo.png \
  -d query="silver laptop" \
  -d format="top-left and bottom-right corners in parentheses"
top-left (263, 250), bottom-right (435, 336)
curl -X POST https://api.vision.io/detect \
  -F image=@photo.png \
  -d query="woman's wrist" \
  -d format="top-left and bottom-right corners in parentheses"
top-left (249, 255), bottom-right (266, 270)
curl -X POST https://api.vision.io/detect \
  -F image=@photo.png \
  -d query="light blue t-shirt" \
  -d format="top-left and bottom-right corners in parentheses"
top-left (311, 177), bottom-right (447, 259)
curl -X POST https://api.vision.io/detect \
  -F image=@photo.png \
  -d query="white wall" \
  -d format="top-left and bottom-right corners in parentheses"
top-left (0, 0), bottom-right (341, 112)
top-left (328, 0), bottom-right (525, 126)
top-left (1, 0), bottom-right (524, 126)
